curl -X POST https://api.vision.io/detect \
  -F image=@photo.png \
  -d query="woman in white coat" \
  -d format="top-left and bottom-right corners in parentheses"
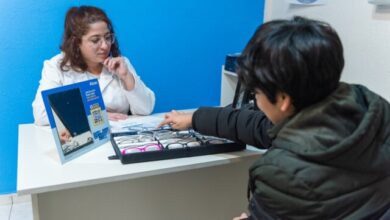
top-left (32, 6), bottom-right (155, 126)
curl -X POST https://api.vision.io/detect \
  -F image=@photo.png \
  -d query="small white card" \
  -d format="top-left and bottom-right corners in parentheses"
top-left (109, 115), bottom-right (164, 134)
top-left (288, 0), bottom-right (326, 5)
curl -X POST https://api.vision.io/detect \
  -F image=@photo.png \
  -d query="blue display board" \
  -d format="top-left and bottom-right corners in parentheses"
top-left (41, 79), bottom-right (110, 164)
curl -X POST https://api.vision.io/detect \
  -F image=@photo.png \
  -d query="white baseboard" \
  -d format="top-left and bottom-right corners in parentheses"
top-left (0, 195), bottom-right (12, 205)
top-left (12, 194), bottom-right (32, 203)
top-left (0, 194), bottom-right (31, 205)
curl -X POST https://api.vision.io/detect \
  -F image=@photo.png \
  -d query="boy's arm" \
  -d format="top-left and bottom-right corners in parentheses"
top-left (192, 106), bottom-right (272, 149)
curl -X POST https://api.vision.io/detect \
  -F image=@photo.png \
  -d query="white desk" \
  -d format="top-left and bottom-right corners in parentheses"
top-left (18, 122), bottom-right (264, 220)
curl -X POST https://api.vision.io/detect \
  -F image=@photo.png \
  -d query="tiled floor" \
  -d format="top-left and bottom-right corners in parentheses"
top-left (0, 195), bottom-right (33, 220)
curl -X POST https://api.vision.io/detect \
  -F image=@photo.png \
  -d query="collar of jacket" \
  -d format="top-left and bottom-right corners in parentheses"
top-left (98, 69), bottom-right (116, 92)
top-left (267, 116), bottom-right (293, 141)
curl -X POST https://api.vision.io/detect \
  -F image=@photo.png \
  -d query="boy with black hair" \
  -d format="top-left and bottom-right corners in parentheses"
top-left (159, 16), bottom-right (390, 219)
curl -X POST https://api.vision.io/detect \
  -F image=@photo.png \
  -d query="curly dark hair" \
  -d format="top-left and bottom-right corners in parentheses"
top-left (60, 6), bottom-right (121, 72)
top-left (237, 16), bottom-right (344, 111)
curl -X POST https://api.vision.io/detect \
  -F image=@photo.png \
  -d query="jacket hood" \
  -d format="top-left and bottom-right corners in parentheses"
top-left (268, 83), bottom-right (390, 173)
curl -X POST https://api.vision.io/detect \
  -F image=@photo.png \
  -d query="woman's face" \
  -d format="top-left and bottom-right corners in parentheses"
top-left (79, 21), bottom-right (113, 68)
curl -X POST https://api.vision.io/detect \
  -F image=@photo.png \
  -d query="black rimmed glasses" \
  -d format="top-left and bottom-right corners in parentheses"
top-left (153, 130), bottom-right (193, 140)
top-left (196, 135), bottom-right (232, 145)
top-left (114, 134), bottom-right (154, 147)
top-left (162, 137), bottom-right (202, 149)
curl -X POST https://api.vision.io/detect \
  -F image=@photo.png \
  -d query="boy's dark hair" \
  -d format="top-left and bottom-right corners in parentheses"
top-left (237, 16), bottom-right (344, 111)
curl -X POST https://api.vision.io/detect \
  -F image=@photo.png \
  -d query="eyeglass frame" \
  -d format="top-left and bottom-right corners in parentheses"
top-left (195, 134), bottom-right (232, 145)
top-left (151, 130), bottom-right (194, 140)
top-left (120, 124), bottom-right (171, 133)
top-left (163, 138), bottom-right (202, 149)
top-left (85, 33), bottom-right (115, 48)
top-left (120, 143), bottom-right (163, 155)
top-left (114, 133), bottom-right (155, 146)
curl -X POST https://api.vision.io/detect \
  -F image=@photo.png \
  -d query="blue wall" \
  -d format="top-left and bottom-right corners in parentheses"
top-left (0, 0), bottom-right (264, 194)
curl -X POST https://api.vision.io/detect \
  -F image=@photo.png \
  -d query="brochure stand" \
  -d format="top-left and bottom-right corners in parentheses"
top-left (42, 79), bottom-right (110, 164)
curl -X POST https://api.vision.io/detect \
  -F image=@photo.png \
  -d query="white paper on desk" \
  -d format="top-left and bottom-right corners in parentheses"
top-left (288, 0), bottom-right (326, 5)
top-left (109, 115), bottom-right (164, 133)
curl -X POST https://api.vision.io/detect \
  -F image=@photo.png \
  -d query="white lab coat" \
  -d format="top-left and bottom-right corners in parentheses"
top-left (32, 53), bottom-right (155, 126)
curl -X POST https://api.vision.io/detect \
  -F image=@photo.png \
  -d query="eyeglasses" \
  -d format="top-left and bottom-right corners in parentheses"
top-left (162, 137), bottom-right (202, 149)
top-left (196, 135), bottom-right (232, 145)
top-left (114, 134), bottom-right (155, 147)
top-left (62, 138), bottom-right (80, 153)
top-left (120, 143), bottom-right (163, 155)
top-left (119, 123), bottom-right (170, 133)
top-left (87, 33), bottom-right (115, 48)
top-left (153, 130), bottom-right (193, 140)
top-left (113, 128), bottom-right (229, 153)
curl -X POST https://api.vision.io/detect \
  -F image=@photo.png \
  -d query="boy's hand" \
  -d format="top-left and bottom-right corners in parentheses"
top-left (233, 212), bottom-right (248, 220)
top-left (158, 110), bottom-right (193, 130)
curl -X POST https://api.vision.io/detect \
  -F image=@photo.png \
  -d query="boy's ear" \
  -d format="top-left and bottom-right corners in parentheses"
top-left (278, 92), bottom-right (293, 113)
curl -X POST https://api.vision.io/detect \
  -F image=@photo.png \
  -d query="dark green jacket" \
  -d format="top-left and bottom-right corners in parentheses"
top-left (193, 83), bottom-right (390, 219)
top-left (248, 83), bottom-right (390, 219)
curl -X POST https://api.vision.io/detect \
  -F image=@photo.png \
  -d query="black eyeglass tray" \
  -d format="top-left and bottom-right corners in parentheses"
top-left (110, 129), bottom-right (246, 164)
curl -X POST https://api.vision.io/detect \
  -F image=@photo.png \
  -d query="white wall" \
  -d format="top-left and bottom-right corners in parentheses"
top-left (264, 0), bottom-right (390, 101)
